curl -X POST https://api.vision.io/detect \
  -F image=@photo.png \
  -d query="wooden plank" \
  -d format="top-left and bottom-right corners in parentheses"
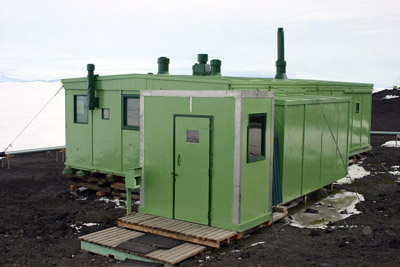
top-left (89, 229), bottom-right (130, 244)
top-left (188, 227), bottom-right (219, 237)
top-left (118, 221), bottom-right (220, 248)
top-left (160, 220), bottom-right (188, 232)
top-left (184, 225), bottom-right (211, 236)
top-left (163, 243), bottom-right (206, 265)
top-left (272, 205), bottom-right (288, 213)
top-left (161, 243), bottom-right (194, 261)
top-left (138, 217), bottom-right (166, 227)
top-left (121, 214), bottom-right (157, 224)
top-left (107, 232), bottom-right (144, 248)
top-left (81, 227), bottom-right (122, 242)
top-left (150, 243), bottom-right (189, 261)
top-left (169, 245), bottom-right (205, 265)
top-left (178, 223), bottom-right (202, 235)
top-left (203, 228), bottom-right (235, 241)
top-left (69, 180), bottom-right (111, 192)
top-left (81, 241), bottom-right (161, 265)
top-left (146, 218), bottom-right (175, 229)
top-left (78, 227), bottom-right (119, 240)
top-left (100, 230), bottom-right (143, 247)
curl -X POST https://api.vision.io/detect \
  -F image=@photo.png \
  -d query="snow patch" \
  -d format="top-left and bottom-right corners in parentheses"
top-left (382, 95), bottom-right (399, 100)
top-left (382, 141), bottom-right (400, 148)
top-left (96, 197), bottom-right (126, 209)
top-left (389, 171), bottom-right (400, 176)
top-left (250, 241), bottom-right (266, 247)
top-left (289, 189), bottom-right (364, 229)
top-left (82, 223), bottom-right (99, 227)
top-left (336, 163), bottom-right (370, 184)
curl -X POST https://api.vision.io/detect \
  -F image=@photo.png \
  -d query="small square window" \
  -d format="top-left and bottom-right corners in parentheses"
top-left (122, 95), bottom-right (140, 130)
top-left (102, 108), bottom-right (110, 120)
top-left (186, 130), bottom-right (199, 143)
top-left (247, 113), bottom-right (266, 163)
top-left (356, 102), bottom-right (360, 114)
top-left (74, 95), bottom-right (88, 124)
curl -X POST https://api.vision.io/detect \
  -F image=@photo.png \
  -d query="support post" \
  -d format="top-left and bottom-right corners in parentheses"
top-left (126, 189), bottom-right (132, 214)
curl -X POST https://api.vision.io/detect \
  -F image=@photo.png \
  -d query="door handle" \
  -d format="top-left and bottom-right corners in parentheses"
top-left (177, 154), bottom-right (181, 166)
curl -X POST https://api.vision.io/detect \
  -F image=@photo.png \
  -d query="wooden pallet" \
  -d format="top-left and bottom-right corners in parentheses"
top-left (118, 213), bottom-right (238, 248)
top-left (112, 189), bottom-right (140, 200)
top-left (79, 227), bottom-right (206, 266)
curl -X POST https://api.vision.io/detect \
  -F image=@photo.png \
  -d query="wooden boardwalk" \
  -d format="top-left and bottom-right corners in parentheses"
top-left (118, 213), bottom-right (238, 248)
top-left (79, 227), bottom-right (206, 266)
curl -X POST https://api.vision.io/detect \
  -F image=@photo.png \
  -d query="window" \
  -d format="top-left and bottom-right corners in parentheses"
top-left (102, 108), bottom-right (110, 120)
top-left (247, 113), bottom-right (266, 163)
top-left (122, 95), bottom-right (140, 130)
top-left (356, 102), bottom-right (360, 114)
top-left (74, 95), bottom-right (88, 124)
top-left (186, 130), bottom-right (199, 143)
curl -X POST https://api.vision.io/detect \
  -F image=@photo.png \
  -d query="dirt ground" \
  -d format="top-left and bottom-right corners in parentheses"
top-left (1, 89), bottom-right (399, 266)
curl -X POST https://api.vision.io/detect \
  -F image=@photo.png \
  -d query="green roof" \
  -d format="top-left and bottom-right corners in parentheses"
top-left (61, 73), bottom-right (373, 88)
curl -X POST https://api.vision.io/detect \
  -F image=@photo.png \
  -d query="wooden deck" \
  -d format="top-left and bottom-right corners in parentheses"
top-left (79, 227), bottom-right (206, 266)
top-left (118, 213), bottom-right (238, 248)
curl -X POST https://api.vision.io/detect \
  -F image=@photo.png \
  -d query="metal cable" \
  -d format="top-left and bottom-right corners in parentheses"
top-left (2, 85), bottom-right (64, 153)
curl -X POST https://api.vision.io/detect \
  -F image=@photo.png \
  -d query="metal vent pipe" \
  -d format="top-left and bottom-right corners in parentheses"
top-left (210, 59), bottom-right (221, 76)
top-left (275, 28), bottom-right (288, 79)
top-left (157, 57), bottom-right (170, 74)
top-left (87, 63), bottom-right (98, 110)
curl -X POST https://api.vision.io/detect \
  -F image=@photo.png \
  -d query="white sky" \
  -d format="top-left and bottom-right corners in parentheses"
top-left (1, 0), bottom-right (399, 87)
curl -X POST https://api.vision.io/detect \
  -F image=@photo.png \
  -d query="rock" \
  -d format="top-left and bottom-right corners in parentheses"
top-left (340, 210), bottom-right (348, 214)
top-left (325, 227), bottom-right (335, 234)
top-left (310, 229), bottom-right (321, 237)
top-left (362, 226), bottom-right (373, 237)
top-left (305, 208), bottom-right (319, 214)
top-left (389, 238), bottom-right (399, 249)
top-left (0, 227), bottom-right (6, 235)
top-left (240, 253), bottom-right (250, 259)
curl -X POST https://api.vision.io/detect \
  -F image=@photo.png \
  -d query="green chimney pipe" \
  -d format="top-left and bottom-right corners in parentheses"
top-left (87, 64), bottom-right (98, 110)
top-left (157, 57), bottom-right (170, 74)
top-left (197, 54), bottom-right (208, 64)
top-left (275, 28), bottom-right (288, 80)
top-left (210, 59), bottom-right (221, 76)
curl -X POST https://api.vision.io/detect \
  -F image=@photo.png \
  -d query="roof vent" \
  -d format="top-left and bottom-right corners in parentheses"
top-left (210, 59), bottom-right (222, 76)
top-left (275, 28), bottom-right (288, 80)
top-left (157, 57), bottom-right (170, 74)
top-left (192, 54), bottom-right (211, 76)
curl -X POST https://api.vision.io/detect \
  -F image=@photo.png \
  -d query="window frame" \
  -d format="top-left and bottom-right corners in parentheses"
top-left (74, 95), bottom-right (88, 124)
top-left (247, 113), bottom-right (267, 163)
top-left (122, 94), bottom-right (140, 130)
top-left (102, 108), bottom-right (110, 120)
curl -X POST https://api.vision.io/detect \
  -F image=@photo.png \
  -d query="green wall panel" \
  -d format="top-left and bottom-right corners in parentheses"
top-left (93, 91), bottom-right (122, 172)
top-left (191, 97), bottom-right (235, 228)
top-left (140, 97), bottom-right (188, 218)
top-left (240, 98), bottom-right (272, 225)
top-left (65, 90), bottom-right (92, 168)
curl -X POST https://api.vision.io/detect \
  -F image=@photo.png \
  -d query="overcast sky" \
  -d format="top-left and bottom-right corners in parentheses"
top-left (1, 0), bottom-right (399, 87)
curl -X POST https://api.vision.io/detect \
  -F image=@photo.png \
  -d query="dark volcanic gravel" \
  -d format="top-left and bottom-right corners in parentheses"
top-left (1, 88), bottom-right (400, 266)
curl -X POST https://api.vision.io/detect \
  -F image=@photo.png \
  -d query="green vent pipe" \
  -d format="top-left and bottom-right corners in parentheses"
top-left (87, 64), bottom-right (98, 110)
top-left (157, 57), bottom-right (170, 74)
top-left (275, 28), bottom-right (288, 80)
top-left (210, 59), bottom-right (221, 76)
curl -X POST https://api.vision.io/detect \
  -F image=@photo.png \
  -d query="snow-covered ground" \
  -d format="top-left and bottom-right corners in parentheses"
top-left (0, 81), bottom-right (65, 152)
